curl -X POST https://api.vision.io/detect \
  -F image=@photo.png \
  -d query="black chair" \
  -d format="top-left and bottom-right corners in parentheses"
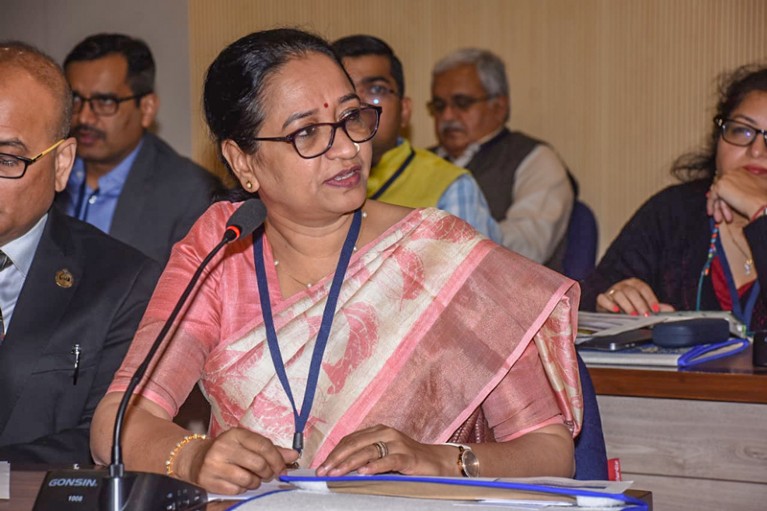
top-left (573, 351), bottom-right (608, 480)
top-left (563, 201), bottom-right (598, 281)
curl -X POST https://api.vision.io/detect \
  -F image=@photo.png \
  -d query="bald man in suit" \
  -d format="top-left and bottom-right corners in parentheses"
top-left (0, 41), bottom-right (161, 463)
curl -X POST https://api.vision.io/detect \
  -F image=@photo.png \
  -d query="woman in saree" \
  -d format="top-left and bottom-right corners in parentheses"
top-left (90, 28), bottom-right (583, 495)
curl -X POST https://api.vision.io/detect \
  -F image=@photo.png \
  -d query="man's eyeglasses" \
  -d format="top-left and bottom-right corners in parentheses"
top-left (0, 139), bottom-right (66, 179)
top-left (253, 105), bottom-right (382, 159)
top-left (357, 83), bottom-right (399, 106)
top-left (427, 94), bottom-right (495, 116)
top-left (716, 117), bottom-right (767, 147)
top-left (71, 92), bottom-right (148, 116)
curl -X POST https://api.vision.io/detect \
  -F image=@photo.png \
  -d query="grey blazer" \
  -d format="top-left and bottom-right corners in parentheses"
top-left (57, 132), bottom-right (221, 264)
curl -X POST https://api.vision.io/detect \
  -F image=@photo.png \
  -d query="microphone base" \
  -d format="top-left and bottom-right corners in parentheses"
top-left (32, 468), bottom-right (207, 510)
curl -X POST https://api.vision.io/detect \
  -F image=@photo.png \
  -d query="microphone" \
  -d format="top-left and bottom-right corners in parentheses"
top-left (33, 199), bottom-right (267, 511)
top-left (224, 197), bottom-right (268, 242)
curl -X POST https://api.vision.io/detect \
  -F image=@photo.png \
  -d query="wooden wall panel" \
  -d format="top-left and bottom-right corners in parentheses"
top-left (188, 0), bottom-right (767, 255)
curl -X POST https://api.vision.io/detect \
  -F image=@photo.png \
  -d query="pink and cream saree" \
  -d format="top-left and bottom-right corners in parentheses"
top-left (110, 202), bottom-right (583, 467)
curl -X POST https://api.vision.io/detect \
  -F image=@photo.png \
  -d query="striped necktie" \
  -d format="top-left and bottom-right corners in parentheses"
top-left (0, 250), bottom-right (12, 341)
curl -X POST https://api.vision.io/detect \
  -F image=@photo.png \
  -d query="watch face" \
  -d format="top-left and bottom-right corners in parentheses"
top-left (461, 448), bottom-right (480, 477)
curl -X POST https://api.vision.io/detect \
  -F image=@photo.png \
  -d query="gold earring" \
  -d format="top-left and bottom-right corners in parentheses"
top-left (246, 181), bottom-right (253, 190)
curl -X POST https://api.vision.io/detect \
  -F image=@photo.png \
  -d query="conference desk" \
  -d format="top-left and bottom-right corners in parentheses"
top-left (1, 468), bottom-right (652, 510)
top-left (588, 344), bottom-right (767, 511)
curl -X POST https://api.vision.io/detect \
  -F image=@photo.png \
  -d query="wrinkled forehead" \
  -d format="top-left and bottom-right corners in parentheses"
top-left (259, 53), bottom-right (357, 122)
top-left (0, 64), bottom-right (61, 134)
top-left (65, 53), bottom-right (131, 94)
top-left (342, 54), bottom-right (394, 86)
top-left (432, 63), bottom-right (485, 95)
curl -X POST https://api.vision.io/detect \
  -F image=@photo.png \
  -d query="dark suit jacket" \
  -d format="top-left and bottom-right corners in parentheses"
top-left (57, 132), bottom-right (221, 265)
top-left (0, 208), bottom-right (162, 463)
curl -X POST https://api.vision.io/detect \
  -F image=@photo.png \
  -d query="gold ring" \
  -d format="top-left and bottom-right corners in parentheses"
top-left (373, 440), bottom-right (388, 459)
top-left (608, 289), bottom-right (616, 296)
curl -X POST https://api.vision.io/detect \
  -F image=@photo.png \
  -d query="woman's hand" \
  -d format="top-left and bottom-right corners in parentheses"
top-left (179, 428), bottom-right (299, 495)
top-left (707, 167), bottom-right (767, 223)
top-left (316, 424), bottom-right (456, 477)
top-left (596, 278), bottom-right (675, 316)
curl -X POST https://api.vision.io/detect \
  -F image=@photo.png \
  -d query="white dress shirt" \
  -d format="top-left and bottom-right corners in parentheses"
top-left (0, 213), bottom-right (47, 331)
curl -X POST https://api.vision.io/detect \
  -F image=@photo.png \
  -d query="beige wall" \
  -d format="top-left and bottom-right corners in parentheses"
top-left (189, 0), bottom-right (767, 255)
top-left (0, 0), bottom-right (194, 158)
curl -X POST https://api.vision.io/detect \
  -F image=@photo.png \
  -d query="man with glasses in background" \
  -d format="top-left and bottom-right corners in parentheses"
top-left (56, 33), bottom-right (220, 264)
top-left (430, 48), bottom-right (574, 269)
top-left (332, 35), bottom-right (501, 241)
top-left (0, 41), bottom-right (161, 463)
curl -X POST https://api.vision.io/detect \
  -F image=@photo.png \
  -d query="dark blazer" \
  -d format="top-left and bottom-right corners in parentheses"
top-left (57, 132), bottom-right (221, 264)
top-left (0, 208), bottom-right (162, 463)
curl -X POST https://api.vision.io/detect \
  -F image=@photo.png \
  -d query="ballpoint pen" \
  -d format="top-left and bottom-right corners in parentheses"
top-left (71, 344), bottom-right (81, 385)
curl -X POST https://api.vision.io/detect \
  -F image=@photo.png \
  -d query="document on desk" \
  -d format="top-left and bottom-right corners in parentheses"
top-left (576, 310), bottom-right (747, 344)
top-left (579, 338), bottom-right (749, 367)
top-left (214, 469), bottom-right (645, 510)
top-left (0, 461), bottom-right (8, 499)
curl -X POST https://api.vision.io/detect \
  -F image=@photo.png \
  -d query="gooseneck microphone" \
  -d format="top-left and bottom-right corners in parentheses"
top-left (33, 199), bottom-right (267, 511)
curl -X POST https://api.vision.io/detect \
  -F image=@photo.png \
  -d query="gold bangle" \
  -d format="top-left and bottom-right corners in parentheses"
top-left (165, 433), bottom-right (207, 478)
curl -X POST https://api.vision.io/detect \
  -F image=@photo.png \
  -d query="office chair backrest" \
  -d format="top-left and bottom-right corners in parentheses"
top-left (574, 351), bottom-right (608, 480)
top-left (563, 200), bottom-right (598, 281)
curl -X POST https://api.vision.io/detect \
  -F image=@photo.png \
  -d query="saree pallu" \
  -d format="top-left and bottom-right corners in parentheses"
top-left (110, 202), bottom-right (583, 466)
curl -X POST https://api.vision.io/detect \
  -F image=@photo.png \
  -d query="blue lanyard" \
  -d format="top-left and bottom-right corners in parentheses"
top-left (370, 148), bottom-right (415, 200)
top-left (73, 177), bottom-right (99, 222)
top-left (253, 209), bottom-right (362, 453)
top-left (714, 228), bottom-right (760, 329)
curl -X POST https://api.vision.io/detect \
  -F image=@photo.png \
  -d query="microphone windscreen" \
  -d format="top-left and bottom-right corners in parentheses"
top-left (226, 199), bottom-right (267, 240)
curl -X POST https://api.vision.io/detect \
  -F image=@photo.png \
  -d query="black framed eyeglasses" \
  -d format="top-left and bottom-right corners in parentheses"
top-left (357, 83), bottom-right (399, 106)
top-left (253, 105), bottom-right (382, 159)
top-left (716, 117), bottom-right (767, 147)
top-left (0, 139), bottom-right (65, 179)
top-left (427, 94), bottom-right (495, 116)
top-left (71, 92), bottom-right (148, 116)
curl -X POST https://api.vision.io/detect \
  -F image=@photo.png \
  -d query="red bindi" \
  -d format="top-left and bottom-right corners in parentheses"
top-left (324, 102), bottom-right (328, 108)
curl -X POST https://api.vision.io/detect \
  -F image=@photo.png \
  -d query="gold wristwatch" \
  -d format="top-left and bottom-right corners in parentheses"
top-left (444, 443), bottom-right (480, 477)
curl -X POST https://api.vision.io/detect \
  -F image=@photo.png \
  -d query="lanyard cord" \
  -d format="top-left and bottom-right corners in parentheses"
top-left (253, 209), bottom-right (362, 453)
top-left (73, 177), bottom-right (99, 222)
top-left (695, 219), bottom-right (718, 312)
top-left (715, 226), bottom-right (760, 329)
top-left (370, 148), bottom-right (416, 200)
top-left (696, 218), bottom-right (760, 330)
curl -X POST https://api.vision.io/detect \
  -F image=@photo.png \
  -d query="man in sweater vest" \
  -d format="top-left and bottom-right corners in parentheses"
top-left (332, 35), bottom-right (500, 242)
top-left (429, 48), bottom-right (574, 269)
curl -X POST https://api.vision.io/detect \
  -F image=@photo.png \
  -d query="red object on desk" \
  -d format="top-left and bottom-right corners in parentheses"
top-left (608, 458), bottom-right (622, 481)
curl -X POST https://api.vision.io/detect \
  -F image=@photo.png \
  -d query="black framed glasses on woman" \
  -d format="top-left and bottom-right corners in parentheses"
top-left (716, 116), bottom-right (767, 147)
top-left (253, 105), bottom-right (382, 159)
top-left (0, 139), bottom-right (65, 179)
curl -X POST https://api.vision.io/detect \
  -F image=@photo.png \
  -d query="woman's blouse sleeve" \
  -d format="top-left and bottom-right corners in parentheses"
top-left (107, 204), bottom-right (234, 417)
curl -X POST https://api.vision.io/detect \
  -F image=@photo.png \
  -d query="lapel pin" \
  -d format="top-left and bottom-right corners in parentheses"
top-left (55, 269), bottom-right (74, 288)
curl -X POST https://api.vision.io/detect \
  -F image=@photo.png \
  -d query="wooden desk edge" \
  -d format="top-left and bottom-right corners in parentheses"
top-left (589, 366), bottom-right (767, 404)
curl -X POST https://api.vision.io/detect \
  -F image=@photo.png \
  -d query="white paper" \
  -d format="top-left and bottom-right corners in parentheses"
top-left (207, 476), bottom-right (295, 501)
top-left (209, 471), bottom-right (638, 509)
top-left (0, 461), bottom-right (9, 499)
top-left (576, 310), bottom-right (747, 344)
